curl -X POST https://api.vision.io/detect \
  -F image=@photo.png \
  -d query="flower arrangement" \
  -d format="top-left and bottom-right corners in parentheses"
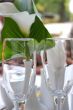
top-left (0, 1), bottom-right (55, 62)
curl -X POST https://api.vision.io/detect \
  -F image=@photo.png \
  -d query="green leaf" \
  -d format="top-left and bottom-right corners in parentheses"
top-left (1, 17), bottom-right (27, 41)
top-left (29, 16), bottom-right (53, 42)
top-left (34, 39), bottom-right (55, 52)
top-left (0, 39), bottom-right (34, 62)
top-left (0, 41), bottom-right (2, 62)
top-left (29, 16), bottom-right (55, 50)
top-left (0, 41), bottom-right (13, 62)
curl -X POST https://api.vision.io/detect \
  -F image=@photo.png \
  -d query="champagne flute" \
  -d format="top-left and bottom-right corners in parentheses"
top-left (40, 37), bottom-right (73, 110)
top-left (2, 38), bottom-right (36, 110)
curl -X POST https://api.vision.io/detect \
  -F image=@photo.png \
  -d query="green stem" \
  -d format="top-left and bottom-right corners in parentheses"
top-left (25, 41), bottom-right (30, 61)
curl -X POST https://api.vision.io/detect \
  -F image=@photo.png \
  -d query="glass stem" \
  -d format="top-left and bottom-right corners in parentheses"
top-left (55, 97), bottom-right (62, 110)
top-left (25, 41), bottom-right (30, 60)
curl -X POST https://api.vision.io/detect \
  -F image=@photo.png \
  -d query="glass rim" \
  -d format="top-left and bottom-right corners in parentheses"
top-left (4, 37), bottom-right (73, 41)
top-left (3, 37), bottom-right (73, 45)
top-left (4, 38), bottom-right (34, 42)
top-left (46, 37), bottom-right (73, 41)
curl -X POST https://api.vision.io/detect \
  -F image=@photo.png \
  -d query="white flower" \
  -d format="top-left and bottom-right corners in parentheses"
top-left (0, 2), bottom-right (36, 36)
top-left (0, 2), bottom-right (19, 14)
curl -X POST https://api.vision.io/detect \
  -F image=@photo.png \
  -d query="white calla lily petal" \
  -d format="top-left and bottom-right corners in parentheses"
top-left (0, 2), bottom-right (19, 15)
top-left (11, 12), bottom-right (35, 35)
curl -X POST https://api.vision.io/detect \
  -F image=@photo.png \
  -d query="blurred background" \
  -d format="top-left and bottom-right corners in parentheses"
top-left (0, 0), bottom-right (73, 23)
top-left (38, 0), bottom-right (73, 23)
top-left (34, 0), bottom-right (73, 23)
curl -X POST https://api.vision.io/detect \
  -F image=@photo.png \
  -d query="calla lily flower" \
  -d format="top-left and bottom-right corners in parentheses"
top-left (0, 2), bottom-right (35, 36)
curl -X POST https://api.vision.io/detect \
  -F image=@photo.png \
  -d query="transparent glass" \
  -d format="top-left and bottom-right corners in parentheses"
top-left (40, 38), bottom-right (73, 110)
top-left (2, 38), bottom-right (36, 110)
